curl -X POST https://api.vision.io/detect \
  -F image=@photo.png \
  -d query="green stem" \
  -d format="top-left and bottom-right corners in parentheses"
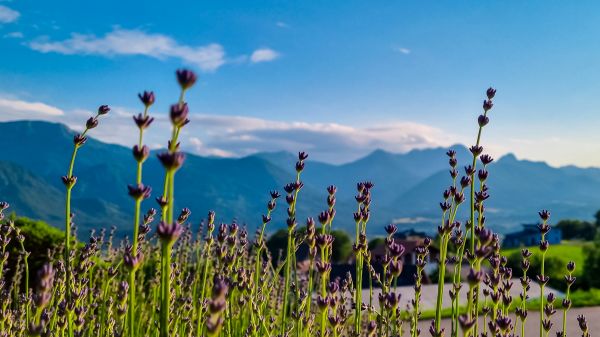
top-left (160, 242), bottom-right (172, 337)
top-left (435, 234), bottom-right (449, 331)
top-left (539, 230), bottom-right (547, 337)
top-left (280, 227), bottom-right (293, 335)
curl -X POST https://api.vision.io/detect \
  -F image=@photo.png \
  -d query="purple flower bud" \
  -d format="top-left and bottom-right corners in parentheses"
top-left (467, 268), bottom-right (484, 286)
top-left (565, 274), bottom-right (576, 286)
top-left (61, 175), bottom-right (77, 188)
top-left (478, 114), bottom-right (489, 127)
top-left (483, 99), bottom-right (493, 112)
top-left (73, 133), bottom-right (87, 146)
top-left (495, 315), bottom-right (512, 331)
top-left (480, 154), bottom-right (494, 165)
top-left (133, 113), bottom-right (154, 129)
top-left (123, 250), bottom-right (142, 270)
top-left (177, 207), bottom-right (191, 224)
top-left (155, 196), bottom-right (168, 208)
top-left (170, 103), bottom-right (190, 127)
top-left (327, 185), bottom-right (337, 195)
top-left (538, 209), bottom-right (551, 221)
top-left (283, 183), bottom-right (295, 194)
top-left (318, 211), bottom-right (331, 225)
top-left (486, 87), bottom-right (497, 99)
top-left (127, 183), bottom-right (152, 200)
top-left (577, 315), bottom-right (588, 333)
top-left (98, 105), bottom-right (110, 115)
top-left (298, 151), bottom-right (308, 161)
top-left (384, 224), bottom-right (397, 235)
top-left (132, 144), bottom-right (150, 163)
top-left (157, 151), bottom-right (186, 171)
top-left (478, 169), bottom-right (488, 181)
top-left (176, 69), bottom-right (198, 90)
top-left (460, 176), bottom-right (471, 188)
top-left (316, 234), bottom-right (334, 249)
top-left (470, 145), bottom-right (483, 157)
top-left (138, 91), bottom-right (155, 107)
top-left (157, 221), bottom-right (183, 244)
top-left (458, 314), bottom-right (476, 331)
top-left (207, 210), bottom-right (216, 225)
top-left (86, 117), bottom-right (98, 129)
top-left (536, 274), bottom-right (550, 285)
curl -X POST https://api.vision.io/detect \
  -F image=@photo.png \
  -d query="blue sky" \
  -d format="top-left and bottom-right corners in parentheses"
top-left (1, 1), bottom-right (600, 166)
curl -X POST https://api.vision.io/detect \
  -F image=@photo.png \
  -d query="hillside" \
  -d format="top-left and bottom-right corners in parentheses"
top-left (1, 120), bottom-right (600, 236)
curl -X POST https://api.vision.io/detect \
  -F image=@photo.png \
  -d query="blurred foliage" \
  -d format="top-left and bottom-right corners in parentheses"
top-left (556, 219), bottom-right (597, 240)
top-left (266, 228), bottom-right (352, 264)
top-left (5, 214), bottom-right (64, 288)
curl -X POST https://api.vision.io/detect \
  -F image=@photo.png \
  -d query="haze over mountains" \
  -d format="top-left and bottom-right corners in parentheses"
top-left (1, 120), bottom-right (599, 237)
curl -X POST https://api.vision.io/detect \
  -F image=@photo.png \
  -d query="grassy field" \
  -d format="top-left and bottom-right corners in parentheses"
top-left (501, 240), bottom-right (590, 275)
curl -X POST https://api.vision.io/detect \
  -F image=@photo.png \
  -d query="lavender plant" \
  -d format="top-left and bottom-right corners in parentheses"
top-left (0, 80), bottom-right (593, 337)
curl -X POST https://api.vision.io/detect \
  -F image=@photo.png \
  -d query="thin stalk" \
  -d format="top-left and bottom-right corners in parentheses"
top-left (434, 233), bottom-right (449, 331)
top-left (280, 227), bottom-right (293, 335)
top-left (539, 229), bottom-right (547, 337)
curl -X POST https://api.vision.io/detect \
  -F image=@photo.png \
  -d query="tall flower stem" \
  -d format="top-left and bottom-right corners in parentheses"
top-left (158, 70), bottom-right (195, 337)
top-left (196, 212), bottom-right (215, 335)
top-left (539, 250), bottom-right (546, 337)
top-left (537, 211), bottom-right (550, 337)
top-left (128, 93), bottom-right (153, 337)
top-left (562, 261), bottom-right (575, 337)
top-left (280, 157), bottom-right (305, 335)
top-left (62, 106), bottom-right (108, 337)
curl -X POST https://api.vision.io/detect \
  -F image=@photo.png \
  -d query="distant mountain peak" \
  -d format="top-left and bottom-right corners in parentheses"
top-left (498, 153), bottom-right (518, 162)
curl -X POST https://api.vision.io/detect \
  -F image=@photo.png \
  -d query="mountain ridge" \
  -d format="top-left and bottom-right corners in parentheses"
top-left (1, 120), bottom-right (599, 236)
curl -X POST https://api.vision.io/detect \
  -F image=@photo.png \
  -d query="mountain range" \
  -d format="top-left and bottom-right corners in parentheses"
top-left (1, 120), bottom-right (599, 238)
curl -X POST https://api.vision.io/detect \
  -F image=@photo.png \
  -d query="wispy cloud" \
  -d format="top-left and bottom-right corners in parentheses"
top-left (250, 48), bottom-right (280, 63)
top-left (393, 46), bottom-right (411, 55)
top-left (0, 97), bottom-right (454, 163)
top-left (28, 28), bottom-right (227, 72)
top-left (0, 5), bottom-right (19, 23)
top-left (0, 97), bottom-right (64, 117)
top-left (3, 31), bottom-right (22, 38)
top-left (178, 115), bottom-right (453, 163)
top-left (276, 21), bottom-right (290, 28)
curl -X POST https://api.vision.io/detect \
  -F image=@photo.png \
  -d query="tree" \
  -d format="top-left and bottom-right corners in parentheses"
top-left (330, 230), bottom-right (352, 263)
top-left (4, 215), bottom-right (64, 291)
top-left (266, 228), bottom-right (352, 264)
top-left (506, 250), bottom-right (571, 291)
top-left (556, 219), bottom-right (596, 240)
top-left (594, 210), bottom-right (600, 227)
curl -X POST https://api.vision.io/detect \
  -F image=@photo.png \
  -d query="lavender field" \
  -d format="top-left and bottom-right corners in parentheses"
top-left (3, 2), bottom-right (600, 337)
top-left (0, 70), bottom-right (593, 337)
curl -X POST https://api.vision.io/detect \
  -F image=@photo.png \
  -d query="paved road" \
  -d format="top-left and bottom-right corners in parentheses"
top-left (413, 306), bottom-right (599, 337)
top-left (362, 279), bottom-right (561, 311)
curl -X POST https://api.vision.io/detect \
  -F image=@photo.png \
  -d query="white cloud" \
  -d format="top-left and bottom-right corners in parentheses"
top-left (28, 28), bottom-right (226, 72)
top-left (0, 97), bottom-right (64, 117)
top-left (250, 48), bottom-right (280, 63)
top-left (189, 137), bottom-right (235, 157)
top-left (0, 5), bottom-right (19, 23)
top-left (178, 115), bottom-right (453, 163)
top-left (276, 21), bottom-right (289, 28)
top-left (3, 31), bottom-right (22, 38)
top-left (393, 47), bottom-right (411, 55)
top-left (0, 97), bottom-right (455, 163)
top-left (392, 217), bottom-right (435, 224)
